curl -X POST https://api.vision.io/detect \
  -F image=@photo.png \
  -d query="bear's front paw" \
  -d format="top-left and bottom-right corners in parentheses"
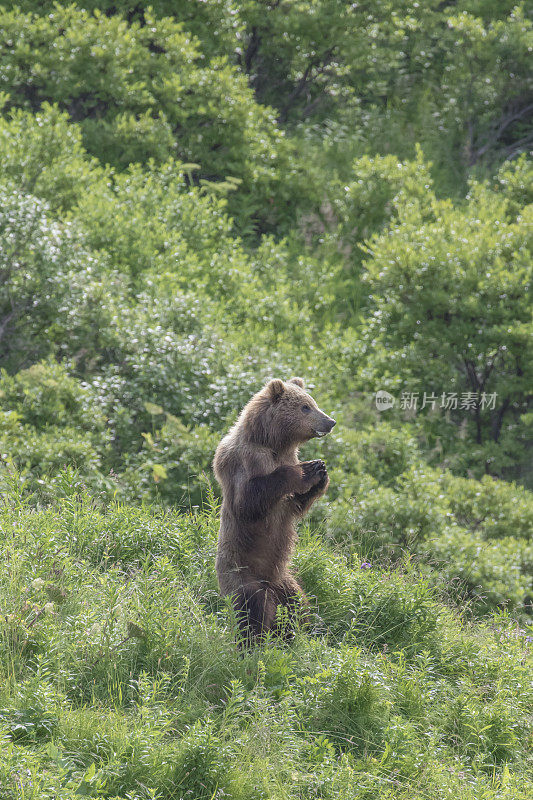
top-left (315, 471), bottom-right (330, 491)
top-left (301, 459), bottom-right (328, 487)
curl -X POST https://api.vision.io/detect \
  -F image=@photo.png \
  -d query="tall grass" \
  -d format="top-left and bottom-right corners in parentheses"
top-left (0, 479), bottom-right (531, 799)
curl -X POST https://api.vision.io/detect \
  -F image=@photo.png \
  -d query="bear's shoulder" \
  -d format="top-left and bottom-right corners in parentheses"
top-left (215, 430), bottom-right (275, 480)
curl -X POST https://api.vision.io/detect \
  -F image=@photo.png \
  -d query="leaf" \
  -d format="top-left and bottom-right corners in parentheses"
top-left (144, 401), bottom-right (164, 416)
top-left (46, 742), bottom-right (61, 761)
top-left (501, 764), bottom-right (510, 787)
top-left (85, 762), bottom-right (96, 780)
top-left (127, 621), bottom-right (147, 639)
top-left (152, 463), bottom-right (168, 483)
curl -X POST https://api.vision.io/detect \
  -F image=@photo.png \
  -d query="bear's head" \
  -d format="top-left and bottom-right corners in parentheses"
top-left (243, 377), bottom-right (336, 449)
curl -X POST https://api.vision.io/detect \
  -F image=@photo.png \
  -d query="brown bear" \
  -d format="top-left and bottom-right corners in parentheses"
top-left (213, 377), bottom-right (335, 642)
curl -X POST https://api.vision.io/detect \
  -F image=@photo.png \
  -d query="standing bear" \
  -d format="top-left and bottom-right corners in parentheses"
top-left (213, 377), bottom-right (335, 641)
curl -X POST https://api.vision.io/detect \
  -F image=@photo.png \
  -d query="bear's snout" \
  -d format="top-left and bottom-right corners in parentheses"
top-left (314, 414), bottom-right (336, 437)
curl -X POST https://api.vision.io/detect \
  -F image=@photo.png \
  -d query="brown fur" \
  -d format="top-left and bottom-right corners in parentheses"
top-left (213, 377), bottom-right (335, 642)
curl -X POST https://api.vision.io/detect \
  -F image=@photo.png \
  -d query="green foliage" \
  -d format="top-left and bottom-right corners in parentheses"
top-left (0, 363), bottom-right (110, 496)
top-left (0, 181), bottom-right (106, 370)
top-left (353, 157), bottom-right (532, 476)
top-left (1, 1), bottom-right (244, 59)
top-left (496, 154), bottom-right (533, 216)
top-left (442, 472), bottom-right (533, 541)
top-left (0, 484), bottom-right (531, 798)
top-left (0, 3), bottom-right (301, 231)
top-left (233, 2), bottom-right (532, 192)
top-left (0, 361), bottom-right (103, 433)
top-left (121, 408), bottom-right (219, 509)
top-left (334, 149), bottom-right (435, 252)
top-left (0, 103), bottom-right (102, 212)
top-left (75, 160), bottom-right (233, 280)
top-left (423, 528), bottom-right (531, 614)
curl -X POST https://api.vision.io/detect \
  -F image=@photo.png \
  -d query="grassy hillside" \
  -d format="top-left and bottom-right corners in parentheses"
top-left (0, 1), bottom-right (532, 797)
top-left (1, 476), bottom-right (531, 799)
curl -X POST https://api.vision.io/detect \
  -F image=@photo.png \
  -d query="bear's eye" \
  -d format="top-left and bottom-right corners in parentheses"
top-left (302, 404), bottom-right (311, 413)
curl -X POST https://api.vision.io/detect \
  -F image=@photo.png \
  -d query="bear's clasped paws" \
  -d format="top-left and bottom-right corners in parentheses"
top-left (301, 459), bottom-right (328, 488)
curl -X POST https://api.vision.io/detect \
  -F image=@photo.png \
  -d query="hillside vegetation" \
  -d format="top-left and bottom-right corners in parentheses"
top-left (0, 2), bottom-right (532, 798)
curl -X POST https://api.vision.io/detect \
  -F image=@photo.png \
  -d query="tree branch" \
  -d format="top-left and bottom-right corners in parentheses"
top-left (470, 100), bottom-right (533, 165)
top-left (277, 46), bottom-right (336, 122)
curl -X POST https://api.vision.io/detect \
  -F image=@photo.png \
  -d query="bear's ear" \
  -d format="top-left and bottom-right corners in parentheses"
top-left (289, 376), bottom-right (305, 388)
top-left (266, 379), bottom-right (285, 402)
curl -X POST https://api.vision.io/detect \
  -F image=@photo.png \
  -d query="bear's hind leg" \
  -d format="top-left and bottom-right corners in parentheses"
top-left (233, 581), bottom-right (278, 644)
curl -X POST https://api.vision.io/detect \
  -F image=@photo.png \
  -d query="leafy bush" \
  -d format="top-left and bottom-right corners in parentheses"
top-left (0, 182), bottom-right (93, 368)
top-left (441, 473), bottom-right (533, 541)
top-left (423, 529), bottom-right (531, 615)
top-left (0, 104), bottom-right (102, 212)
top-left (0, 363), bottom-right (110, 495)
top-left (0, 4), bottom-right (301, 230)
top-left (74, 160), bottom-right (233, 281)
top-left (355, 159), bottom-right (533, 476)
top-left (120, 408), bottom-right (219, 509)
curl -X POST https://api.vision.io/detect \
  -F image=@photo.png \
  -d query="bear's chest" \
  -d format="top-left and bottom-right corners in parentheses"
top-left (271, 449), bottom-right (298, 468)
top-left (272, 452), bottom-right (299, 506)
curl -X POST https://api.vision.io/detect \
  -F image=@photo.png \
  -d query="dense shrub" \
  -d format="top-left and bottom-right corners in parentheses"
top-left (119, 410), bottom-right (219, 509)
top-left (0, 104), bottom-right (102, 212)
top-left (441, 473), bottom-right (533, 541)
top-left (0, 183), bottom-right (94, 368)
top-left (354, 160), bottom-right (533, 477)
top-left (423, 529), bottom-right (532, 615)
top-left (0, 4), bottom-right (302, 230)
top-left (0, 363), bottom-right (110, 495)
